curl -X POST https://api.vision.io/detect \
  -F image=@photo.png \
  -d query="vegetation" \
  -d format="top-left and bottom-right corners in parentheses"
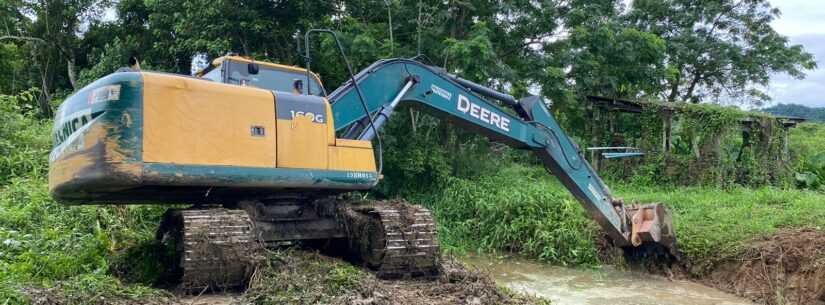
top-left (763, 103), bottom-right (825, 122)
top-left (408, 165), bottom-right (602, 267)
top-left (612, 184), bottom-right (825, 274)
top-left (788, 123), bottom-right (825, 189)
top-left (591, 100), bottom-right (791, 187)
top-left (1, 0), bottom-right (824, 304)
top-left (0, 93), bottom-right (170, 303)
top-left (0, 0), bottom-right (816, 115)
top-left (397, 161), bottom-right (825, 275)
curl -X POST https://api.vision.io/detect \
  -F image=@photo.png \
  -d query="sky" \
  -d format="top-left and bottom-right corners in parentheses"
top-left (766, 0), bottom-right (825, 107)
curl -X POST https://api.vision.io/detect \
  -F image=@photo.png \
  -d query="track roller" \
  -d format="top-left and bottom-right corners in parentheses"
top-left (156, 208), bottom-right (262, 290)
top-left (339, 201), bottom-right (440, 278)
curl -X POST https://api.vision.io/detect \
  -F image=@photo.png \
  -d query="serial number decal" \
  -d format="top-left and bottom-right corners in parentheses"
top-left (457, 94), bottom-right (511, 132)
top-left (87, 85), bottom-right (121, 105)
top-left (431, 84), bottom-right (452, 101)
top-left (346, 172), bottom-right (374, 179)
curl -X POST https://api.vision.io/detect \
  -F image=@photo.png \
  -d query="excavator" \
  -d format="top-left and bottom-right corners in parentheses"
top-left (48, 30), bottom-right (677, 289)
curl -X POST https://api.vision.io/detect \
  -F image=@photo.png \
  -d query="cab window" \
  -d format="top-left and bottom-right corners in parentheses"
top-left (225, 60), bottom-right (323, 95)
top-left (200, 66), bottom-right (222, 82)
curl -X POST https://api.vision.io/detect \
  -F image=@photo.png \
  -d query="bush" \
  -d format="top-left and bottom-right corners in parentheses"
top-left (0, 92), bottom-right (52, 186)
top-left (0, 91), bottom-right (169, 303)
top-left (408, 165), bottom-right (601, 266)
top-left (790, 123), bottom-right (825, 190)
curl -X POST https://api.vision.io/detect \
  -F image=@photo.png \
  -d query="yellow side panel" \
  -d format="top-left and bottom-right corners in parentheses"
top-left (328, 146), bottom-right (377, 172)
top-left (142, 73), bottom-right (276, 167)
top-left (335, 139), bottom-right (374, 149)
top-left (324, 101), bottom-right (335, 146)
top-left (276, 115), bottom-right (328, 169)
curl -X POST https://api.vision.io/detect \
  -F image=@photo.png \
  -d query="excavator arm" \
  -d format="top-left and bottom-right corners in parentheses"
top-left (329, 58), bottom-right (677, 255)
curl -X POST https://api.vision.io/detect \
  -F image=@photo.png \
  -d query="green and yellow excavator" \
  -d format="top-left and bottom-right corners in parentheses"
top-left (48, 30), bottom-right (677, 289)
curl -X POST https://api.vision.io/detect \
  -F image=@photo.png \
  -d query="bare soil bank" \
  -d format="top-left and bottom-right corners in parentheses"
top-left (698, 228), bottom-right (825, 305)
top-left (24, 250), bottom-right (548, 305)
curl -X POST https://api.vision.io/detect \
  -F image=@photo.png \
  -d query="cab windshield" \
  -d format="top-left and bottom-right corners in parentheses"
top-left (208, 60), bottom-right (324, 96)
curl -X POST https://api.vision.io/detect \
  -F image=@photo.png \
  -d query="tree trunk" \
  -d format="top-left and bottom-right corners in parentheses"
top-left (67, 53), bottom-right (78, 90)
top-left (36, 50), bottom-right (54, 118)
top-left (39, 71), bottom-right (53, 118)
top-left (666, 68), bottom-right (681, 102)
top-left (661, 111), bottom-right (672, 156)
top-left (683, 71), bottom-right (703, 103)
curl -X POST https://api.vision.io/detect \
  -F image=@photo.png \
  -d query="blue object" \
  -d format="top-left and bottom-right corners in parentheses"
top-left (329, 58), bottom-right (632, 247)
top-left (602, 152), bottom-right (645, 159)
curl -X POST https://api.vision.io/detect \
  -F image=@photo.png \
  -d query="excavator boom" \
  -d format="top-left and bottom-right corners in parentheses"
top-left (329, 59), bottom-right (677, 255)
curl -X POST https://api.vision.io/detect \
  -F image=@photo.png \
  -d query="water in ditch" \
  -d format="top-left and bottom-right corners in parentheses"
top-left (464, 256), bottom-right (755, 305)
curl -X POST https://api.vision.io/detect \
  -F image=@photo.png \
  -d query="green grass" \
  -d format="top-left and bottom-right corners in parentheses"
top-left (0, 94), bottom-right (171, 304)
top-left (0, 176), bottom-right (172, 304)
top-left (407, 165), bottom-right (602, 267)
top-left (406, 163), bottom-right (825, 275)
top-left (789, 123), bottom-right (825, 162)
top-left (613, 184), bottom-right (825, 274)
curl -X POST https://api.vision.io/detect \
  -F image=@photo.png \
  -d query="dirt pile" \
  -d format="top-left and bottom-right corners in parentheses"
top-left (23, 287), bottom-right (176, 305)
top-left (702, 228), bottom-right (825, 305)
top-left (244, 249), bottom-right (548, 305)
top-left (25, 249), bottom-right (547, 305)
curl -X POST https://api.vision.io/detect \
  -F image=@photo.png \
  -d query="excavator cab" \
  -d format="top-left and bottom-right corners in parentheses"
top-left (196, 56), bottom-right (325, 95)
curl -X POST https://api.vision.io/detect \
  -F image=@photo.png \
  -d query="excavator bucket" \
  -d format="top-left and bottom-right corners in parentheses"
top-left (625, 203), bottom-right (680, 261)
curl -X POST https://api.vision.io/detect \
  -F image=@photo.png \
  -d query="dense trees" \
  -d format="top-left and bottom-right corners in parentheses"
top-left (763, 104), bottom-right (825, 122)
top-left (0, 0), bottom-right (815, 114)
top-left (0, 0), bottom-right (817, 191)
top-left (628, 0), bottom-right (816, 105)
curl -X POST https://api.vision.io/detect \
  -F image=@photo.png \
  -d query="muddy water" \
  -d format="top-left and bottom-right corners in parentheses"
top-left (464, 256), bottom-right (755, 305)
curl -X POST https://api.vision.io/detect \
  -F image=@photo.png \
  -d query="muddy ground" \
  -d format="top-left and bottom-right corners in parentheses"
top-left (699, 228), bottom-right (825, 305)
top-left (598, 227), bottom-right (825, 305)
top-left (24, 229), bottom-right (825, 305)
top-left (24, 250), bottom-right (548, 305)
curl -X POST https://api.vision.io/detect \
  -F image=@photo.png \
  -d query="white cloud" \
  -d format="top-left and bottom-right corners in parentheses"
top-left (768, 0), bottom-right (825, 107)
top-left (770, 0), bottom-right (825, 36)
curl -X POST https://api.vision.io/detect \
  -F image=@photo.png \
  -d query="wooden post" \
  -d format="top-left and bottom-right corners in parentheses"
top-left (781, 123), bottom-right (790, 162)
top-left (591, 106), bottom-right (602, 171)
top-left (661, 110), bottom-right (672, 157)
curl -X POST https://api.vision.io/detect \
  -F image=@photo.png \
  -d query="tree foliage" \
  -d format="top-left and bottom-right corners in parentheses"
top-left (763, 103), bottom-right (825, 122)
top-left (628, 0), bottom-right (817, 104)
top-left (0, 0), bottom-right (817, 193)
top-left (0, 0), bottom-right (815, 110)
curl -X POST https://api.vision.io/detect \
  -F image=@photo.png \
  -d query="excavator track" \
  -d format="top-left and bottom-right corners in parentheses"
top-left (155, 200), bottom-right (439, 289)
top-left (157, 208), bottom-right (261, 290)
top-left (340, 201), bottom-right (440, 278)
